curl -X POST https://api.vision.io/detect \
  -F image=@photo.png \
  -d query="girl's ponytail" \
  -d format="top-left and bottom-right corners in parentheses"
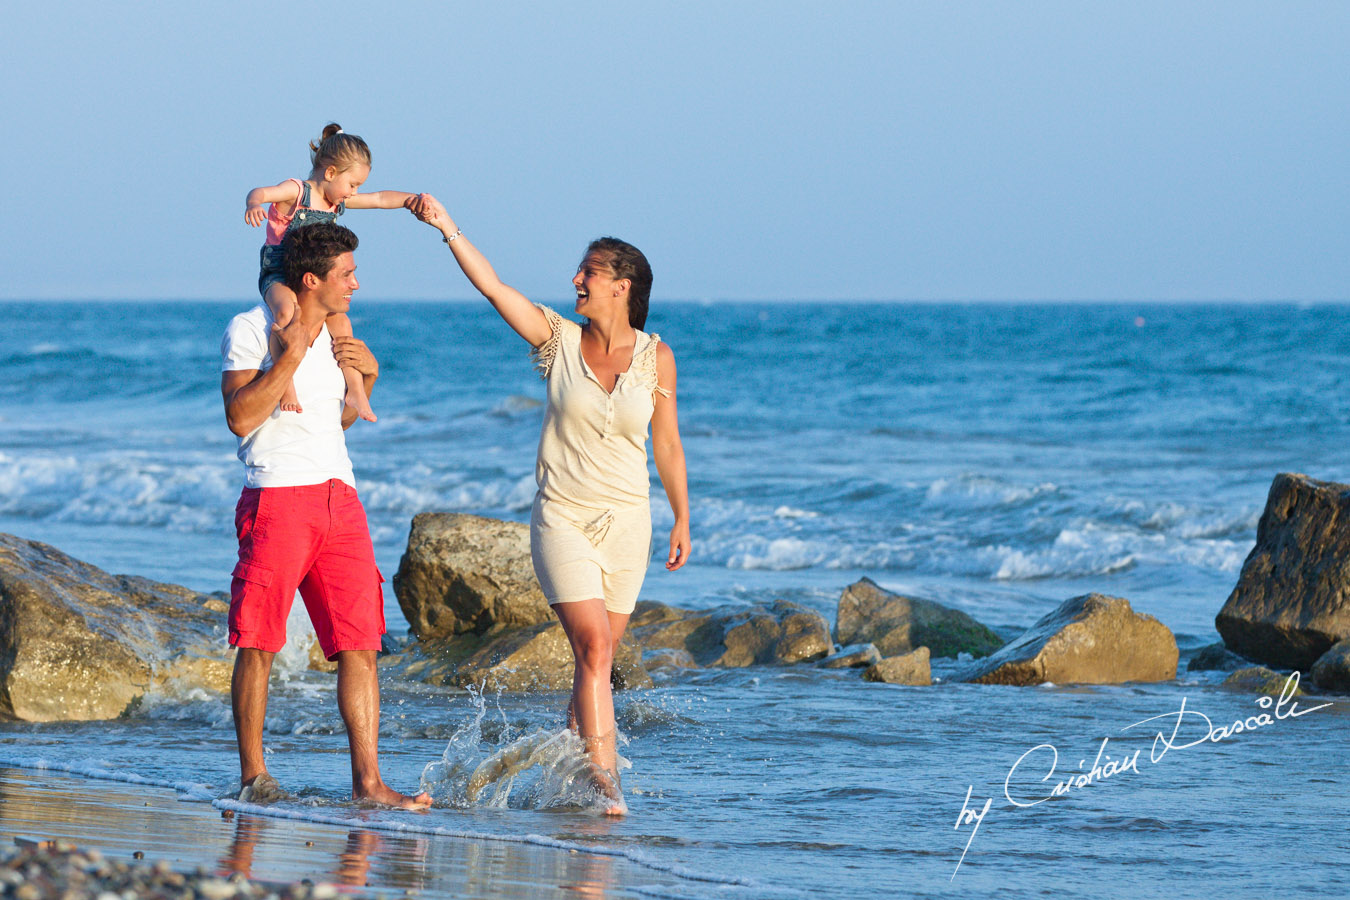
top-left (310, 123), bottom-right (371, 172)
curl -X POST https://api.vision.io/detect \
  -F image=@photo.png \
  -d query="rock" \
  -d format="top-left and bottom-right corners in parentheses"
top-left (307, 637), bottom-right (338, 673)
top-left (309, 632), bottom-right (400, 674)
top-left (955, 593), bottom-right (1177, 686)
top-left (0, 533), bottom-right (233, 721)
top-left (393, 513), bottom-right (551, 640)
top-left (155, 655), bottom-right (234, 693)
top-left (1186, 642), bottom-right (1250, 673)
top-left (818, 643), bottom-right (882, 668)
top-left (835, 578), bottom-right (1002, 659)
top-left (862, 648), bottom-right (931, 685)
top-left (630, 600), bottom-right (832, 666)
top-left (643, 648), bottom-right (697, 669)
top-left (1310, 639), bottom-right (1350, 693)
top-left (1216, 473), bottom-right (1350, 670)
top-left (399, 622), bottom-right (652, 693)
top-left (1223, 666), bottom-right (1301, 696)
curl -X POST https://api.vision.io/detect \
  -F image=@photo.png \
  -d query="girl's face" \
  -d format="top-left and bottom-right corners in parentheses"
top-left (319, 163), bottom-right (370, 206)
top-left (572, 253), bottom-right (626, 318)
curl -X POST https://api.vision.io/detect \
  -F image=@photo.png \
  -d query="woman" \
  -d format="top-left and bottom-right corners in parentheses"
top-left (412, 195), bottom-right (690, 813)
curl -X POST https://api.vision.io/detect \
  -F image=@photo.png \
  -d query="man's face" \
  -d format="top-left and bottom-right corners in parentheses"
top-left (312, 252), bottom-right (358, 315)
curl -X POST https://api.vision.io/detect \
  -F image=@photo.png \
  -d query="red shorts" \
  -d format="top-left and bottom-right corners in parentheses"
top-left (229, 479), bottom-right (386, 659)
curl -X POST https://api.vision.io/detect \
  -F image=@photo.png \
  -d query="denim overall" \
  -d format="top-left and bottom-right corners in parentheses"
top-left (257, 181), bottom-right (345, 297)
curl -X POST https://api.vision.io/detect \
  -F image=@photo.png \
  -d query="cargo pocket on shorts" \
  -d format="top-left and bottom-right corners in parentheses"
top-left (230, 559), bottom-right (275, 634)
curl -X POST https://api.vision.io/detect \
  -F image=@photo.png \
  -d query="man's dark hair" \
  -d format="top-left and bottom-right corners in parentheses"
top-left (282, 223), bottom-right (360, 291)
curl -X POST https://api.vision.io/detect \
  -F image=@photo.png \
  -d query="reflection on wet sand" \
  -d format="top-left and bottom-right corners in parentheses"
top-left (221, 813), bottom-right (431, 890)
top-left (0, 768), bottom-right (665, 899)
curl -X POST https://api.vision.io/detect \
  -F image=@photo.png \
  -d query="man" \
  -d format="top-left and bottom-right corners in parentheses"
top-left (220, 222), bottom-right (428, 809)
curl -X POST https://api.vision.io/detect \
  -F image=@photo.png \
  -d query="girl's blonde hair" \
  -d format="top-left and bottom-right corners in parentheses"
top-left (309, 123), bottom-right (371, 173)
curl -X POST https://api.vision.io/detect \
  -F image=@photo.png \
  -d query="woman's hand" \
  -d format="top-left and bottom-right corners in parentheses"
top-left (666, 521), bottom-right (691, 571)
top-left (409, 193), bottom-right (454, 233)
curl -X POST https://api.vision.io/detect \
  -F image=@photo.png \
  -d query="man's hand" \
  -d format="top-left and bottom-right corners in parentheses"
top-left (273, 314), bottom-right (309, 364)
top-left (331, 336), bottom-right (378, 378)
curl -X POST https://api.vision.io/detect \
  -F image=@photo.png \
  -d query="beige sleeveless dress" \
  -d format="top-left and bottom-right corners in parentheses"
top-left (528, 304), bottom-right (671, 614)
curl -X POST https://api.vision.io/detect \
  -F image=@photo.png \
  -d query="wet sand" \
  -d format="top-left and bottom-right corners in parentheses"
top-left (0, 767), bottom-right (684, 899)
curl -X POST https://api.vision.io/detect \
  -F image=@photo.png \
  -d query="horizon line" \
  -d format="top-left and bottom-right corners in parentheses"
top-left (3, 296), bottom-right (1349, 305)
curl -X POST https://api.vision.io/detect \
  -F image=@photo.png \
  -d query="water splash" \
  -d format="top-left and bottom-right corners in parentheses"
top-left (420, 686), bottom-right (629, 814)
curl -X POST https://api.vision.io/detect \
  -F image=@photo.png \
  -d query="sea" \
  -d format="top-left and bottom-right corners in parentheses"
top-left (1, 299), bottom-right (1348, 898)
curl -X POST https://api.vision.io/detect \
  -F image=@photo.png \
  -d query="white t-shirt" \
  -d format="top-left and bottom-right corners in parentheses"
top-left (220, 305), bottom-right (356, 489)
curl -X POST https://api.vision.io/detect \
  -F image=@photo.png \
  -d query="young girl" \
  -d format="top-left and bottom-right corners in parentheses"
top-left (244, 123), bottom-right (420, 422)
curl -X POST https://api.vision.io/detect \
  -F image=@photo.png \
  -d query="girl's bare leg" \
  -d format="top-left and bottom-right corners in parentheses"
top-left (263, 284), bottom-right (303, 413)
top-left (552, 599), bottom-right (626, 814)
top-left (326, 312), bottom-right (377, 422)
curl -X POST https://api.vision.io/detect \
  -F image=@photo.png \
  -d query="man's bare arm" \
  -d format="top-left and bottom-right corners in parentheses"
top-left (222, 317), bottom-right (310, 436)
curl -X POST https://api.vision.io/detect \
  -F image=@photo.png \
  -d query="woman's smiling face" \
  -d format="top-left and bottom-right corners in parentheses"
top-left (572, 253), bottom-right (625, 316)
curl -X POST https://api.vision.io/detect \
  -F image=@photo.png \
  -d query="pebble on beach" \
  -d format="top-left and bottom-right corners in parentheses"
top-left (1, 839), bottom-right (334, 900)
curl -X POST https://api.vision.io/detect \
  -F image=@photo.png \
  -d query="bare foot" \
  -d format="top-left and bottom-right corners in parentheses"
top-left (590, 765), bottom-right (626, 816)
top-left (237, 772), bottom-right (291, 804)
top-left (345, 391), bottom-right (377, 423)
top-left (280, 382), bottom-right (302, 414)
top-left (355, 784), bottom-right (431, 810)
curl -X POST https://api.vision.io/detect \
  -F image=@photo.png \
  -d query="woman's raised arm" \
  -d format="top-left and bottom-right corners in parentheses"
top-left (410, 194), bottom-right (552, 347)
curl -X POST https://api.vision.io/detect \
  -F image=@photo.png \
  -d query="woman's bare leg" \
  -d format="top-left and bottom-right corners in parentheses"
top-left (263, 284), bottom-right (302, 413)
top-left (326, 312), bottom-right (376, 422)
top-left (552, 598), bottom-right (624, 814)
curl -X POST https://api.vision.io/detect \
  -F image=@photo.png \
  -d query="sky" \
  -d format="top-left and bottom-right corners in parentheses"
top-left (2, 1), bottom-right (1347, 302)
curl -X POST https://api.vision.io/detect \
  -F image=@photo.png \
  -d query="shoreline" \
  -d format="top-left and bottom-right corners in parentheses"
top-left (0, 766), bottom-right (717, 900)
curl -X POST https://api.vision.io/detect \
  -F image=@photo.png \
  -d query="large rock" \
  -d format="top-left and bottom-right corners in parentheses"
top-left (1311, 639), bottom-right (1350, 693)
top-left (862, 648), bottom-right (931, 685)
top-left (629, 600), bottom-right (831, 667)
top-left (0, 534), bottom-right (233, 722)
top-left (835, 578), bottom-right (1002, 659)
top-left (395, 623), bottom-right (651, 693)
top-left (1216, 473), bottom-right (1350, 670)
top-left (394, 513), bottom-right (551, 640)
top-left (955, 594), bottom-right (1177, 686)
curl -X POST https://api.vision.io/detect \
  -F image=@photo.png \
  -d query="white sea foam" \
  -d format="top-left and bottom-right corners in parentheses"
top-left (924, 474), bottom-right (1060, 510)
top-left (0, 754), bottom-right (216, 802)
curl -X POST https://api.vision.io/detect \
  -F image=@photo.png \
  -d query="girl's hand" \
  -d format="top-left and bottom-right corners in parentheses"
top-left (410, 193), bottom-right (451, 229)
top-left (244, 204), bottom-right (266, 227)
top-left (666, 522), bottom-right (691, 571)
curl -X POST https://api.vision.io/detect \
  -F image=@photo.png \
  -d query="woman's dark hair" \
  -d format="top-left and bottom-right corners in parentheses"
top-left (585, 237), bottom-right (652, 329)
top-left (283, 223), bottom-right (359, 290)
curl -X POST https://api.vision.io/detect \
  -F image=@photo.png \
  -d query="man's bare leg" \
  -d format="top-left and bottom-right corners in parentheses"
top-left (335, 650), bottom-right (430, 809)
top-left (232, 647), bottom-right (276, 787)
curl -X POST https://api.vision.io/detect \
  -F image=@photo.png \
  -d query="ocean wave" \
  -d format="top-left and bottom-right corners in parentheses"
top-left (977, 524), bottom-right (1247, 582)
top-left (0, 451), bottom-right (237, 533)
top-left (923, 473), bottom-right (1061, 510)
